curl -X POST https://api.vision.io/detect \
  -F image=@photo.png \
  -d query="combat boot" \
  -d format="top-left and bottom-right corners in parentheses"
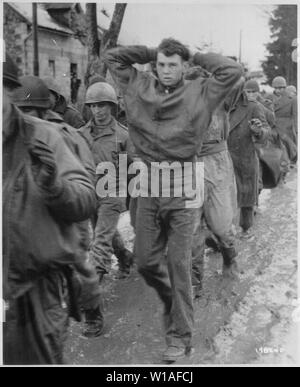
top-left (205, 236), bottom-right (221, 252)
top-left (240, 207), bottom-right (254, 232)
top-left (116, 250), bottom-right (134, 279)
top-left (83, 306), bottom-right (104, 338)
top-left (221, 246), bottom-right (239, 280)
top-left (163, 345), bottom-right (194, 363)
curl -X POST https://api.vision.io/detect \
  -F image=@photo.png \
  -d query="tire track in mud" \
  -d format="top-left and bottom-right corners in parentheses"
top-left (66, 170), bottom-right (298, 365)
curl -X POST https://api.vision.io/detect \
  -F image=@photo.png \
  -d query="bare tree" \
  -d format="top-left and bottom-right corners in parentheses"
top-left (99, 3), bottom-right (127, 76)
top-left (86, 3), bottom-right (100, 60)
top-left (102, 4), bottom-right (127, 52)
top-left (85, 3), bottom-right (127, 83)
top-left (85, 3), bottom-right (101, 85)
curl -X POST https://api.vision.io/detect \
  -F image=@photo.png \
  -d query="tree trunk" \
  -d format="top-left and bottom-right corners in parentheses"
top-left (85, 4), bottom-right (127, 83)
top-left (99, 3), bottom-right (128, 77)
top-left (85, 3), bottom-right (101, 86)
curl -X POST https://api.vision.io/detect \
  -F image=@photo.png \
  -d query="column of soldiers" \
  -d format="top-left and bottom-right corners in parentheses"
top-left (2, 38), bottom-right (297, 364)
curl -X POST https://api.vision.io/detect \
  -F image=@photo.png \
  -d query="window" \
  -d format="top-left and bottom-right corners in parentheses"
top-left (70, 63), bottom-right (81, 104)
top-left (48, 60), bottom-right (55, 77)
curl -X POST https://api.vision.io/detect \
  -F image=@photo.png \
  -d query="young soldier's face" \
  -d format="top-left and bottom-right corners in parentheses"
top-left (156, 53), bottom-right (187, 87)
top-left (245, 89), bottom-right (259, 102)
top-left (90, 102), bottom-right (112, 124)
top-left (274, 87), bottom-right (286, 96)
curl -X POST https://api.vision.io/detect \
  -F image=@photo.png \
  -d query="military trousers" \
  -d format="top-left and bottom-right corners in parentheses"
top-left (135, 196), bottom-right (195, 349)
top-left (4, 271), bottom-right (69, 365)
top-left (91, 197), bottom-right (128, 275)
top-left (192, 151), bottom-right (238, 286)
top-left (240, 207), bottom-right (255, 232)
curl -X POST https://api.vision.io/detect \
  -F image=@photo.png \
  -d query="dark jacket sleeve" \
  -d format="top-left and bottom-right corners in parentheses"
top-left (75, 131), bottom-right (96, 185)
top-left (265, 108), bottom-right (276, 130)
top-left (64, 107), bottom-right (86, 129)
top-left (104, 46), bottom-right (157, 92)
top-left (58, 124), bottom-right (96, 186)
top-left (257, 99), bottom-right (276, 130)
top-left (193, 53), bottom-right (244, 112)
top-left (40, 134), bottom-right (97, 222)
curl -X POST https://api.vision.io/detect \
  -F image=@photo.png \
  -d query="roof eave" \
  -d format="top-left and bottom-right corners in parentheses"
top-left (7, 3), bottom-right (31, 25)
top-left (7, 3), bottom-right (74, 36)
top-left (38, 26), bottom-right (73, 37)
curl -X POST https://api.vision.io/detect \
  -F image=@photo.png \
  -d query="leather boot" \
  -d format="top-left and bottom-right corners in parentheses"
top-left (83, 306), bottom-right (105, 338)
top-left (220, 246), bottom-right (239, 279)
top-left (205, 236), bottom-right (221, 252)
top-left (163, 345), bottom-right (193, 363)
top-left (116, 250), bottom-right (134, 279)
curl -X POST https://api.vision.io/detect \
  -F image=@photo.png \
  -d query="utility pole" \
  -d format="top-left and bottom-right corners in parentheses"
top-left (238, 29), bottom-right (242, 63)
top-left (32, 3), bottom-right (39, 76)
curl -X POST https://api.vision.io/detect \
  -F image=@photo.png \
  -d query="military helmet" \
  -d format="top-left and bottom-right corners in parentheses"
top-left (3, 53), bottom-right (21, 88)
top-left (272, 76), bottom-right (287, 88)
top-left (12, 76), bottom-right (51, 109)
top-left (42, 76), bottom-right (66, 100)
top-left (244, 79), bottom-right (260, 92)
top-left (85, 82), bottom-right (118, 105)
top-left (88, 74), bottom-right (107, 87)
top-left (286, 85), bottom-right (297, 95)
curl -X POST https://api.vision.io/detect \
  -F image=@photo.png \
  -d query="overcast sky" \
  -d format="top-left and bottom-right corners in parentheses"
top-left (95, 2), bottom-right (276, 71)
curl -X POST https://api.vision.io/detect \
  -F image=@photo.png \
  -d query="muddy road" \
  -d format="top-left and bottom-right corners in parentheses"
top-left (66, 169), bottom-right (299, 365)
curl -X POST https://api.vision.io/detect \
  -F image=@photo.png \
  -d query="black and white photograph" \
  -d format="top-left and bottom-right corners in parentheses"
top-left (1, 0), bottom-right (299, 369)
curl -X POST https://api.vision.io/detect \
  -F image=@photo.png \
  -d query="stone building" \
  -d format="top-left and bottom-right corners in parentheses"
top-left (3, 2), bottom-right (101, 106)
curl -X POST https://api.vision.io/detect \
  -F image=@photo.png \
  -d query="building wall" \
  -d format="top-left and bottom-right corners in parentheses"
top-left (3, 4), bottom-right (88, 108)
top-left (3, 3), bottom-right (28, 73)
top-left (24, 29), bottom-right (88, 105)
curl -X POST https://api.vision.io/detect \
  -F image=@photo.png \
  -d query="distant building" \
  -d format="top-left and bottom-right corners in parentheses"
top-left (3, 2), bottom-right (104, 107)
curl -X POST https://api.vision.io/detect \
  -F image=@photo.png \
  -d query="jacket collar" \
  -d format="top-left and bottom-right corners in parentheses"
top-left (87, 117), bottom-right (116, 138)
top-left (230, 91), bottom-right (248, 112)
top-left (156, 78), bottom-right (185, 95)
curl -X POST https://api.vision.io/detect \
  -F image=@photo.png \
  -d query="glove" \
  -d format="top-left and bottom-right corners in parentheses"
top-left (28, 138), bottom-right (57, 189)
top-left (249, 118), bottom-right (263, 137)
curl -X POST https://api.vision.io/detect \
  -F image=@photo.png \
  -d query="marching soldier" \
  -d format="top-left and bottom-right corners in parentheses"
top-left (185, 69), bottom-right (239, 296)
top-left (267, 76), bottom-right (297, 163)
top-left (80, 82), bottom-right (133, 282)
top-left (105, 39), bottom-right (243, 362)
top-left (244, 79), bottom-right (289, 187)
top-left (42, 76), bottom-right (85, 129)
top-left (228, 81), bottom-right (271, 232)
top-left (12, 75), bottom-right (106, 338)
top-left (3, 55), bottom-right (97, 364)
